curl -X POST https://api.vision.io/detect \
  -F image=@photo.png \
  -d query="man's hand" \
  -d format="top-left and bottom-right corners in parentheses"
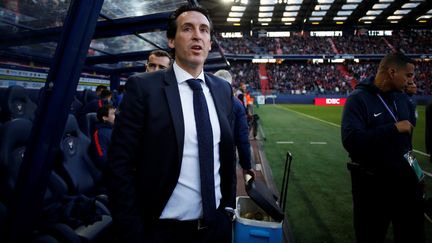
top-left (243, 169), bottom-right (256, 182)
top-left (395, 120), bottom-right (413, 134)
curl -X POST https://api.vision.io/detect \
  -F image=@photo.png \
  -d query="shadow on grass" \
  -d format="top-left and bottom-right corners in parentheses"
top-left (288, 172), bottom-right (336, 243)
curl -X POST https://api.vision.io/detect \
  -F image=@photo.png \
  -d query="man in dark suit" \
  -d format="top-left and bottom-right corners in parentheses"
top-left (107, 4), bottom-right (235, 243)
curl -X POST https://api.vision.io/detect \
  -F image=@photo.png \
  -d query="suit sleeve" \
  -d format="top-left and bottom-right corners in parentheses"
top-left (107, 77), bottom-right (146, 242)
top-left (233, 97), bottom-right (251, 170)
top-left (341, 94), bottom-right (398, 158)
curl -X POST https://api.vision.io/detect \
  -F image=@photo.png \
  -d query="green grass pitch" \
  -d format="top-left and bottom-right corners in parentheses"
top-left (255, 104), bottom-right (432, 243)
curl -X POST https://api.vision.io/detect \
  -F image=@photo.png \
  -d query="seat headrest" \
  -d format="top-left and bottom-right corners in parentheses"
top-left (6, 85), bottom-right (27, 99)
top-left (63, 114), bottom-right (80, 136)
top-left (4, 86), bottom-right (37, 121)
top-left (61, 114), bottom-right (90, 147)
top-left (86, 112), bottom-right (97, 122)
top-left (83, 89), bottom-right (98, 105)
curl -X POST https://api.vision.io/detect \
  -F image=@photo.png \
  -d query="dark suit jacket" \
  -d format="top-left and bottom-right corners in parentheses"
top-left (107, 67), bottom-right (236, 242)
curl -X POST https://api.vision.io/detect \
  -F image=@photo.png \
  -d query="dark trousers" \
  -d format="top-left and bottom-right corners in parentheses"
top-left (350, 169), bottom-right (425, 243)
top-left (146, 210), bottom-right (232, 243)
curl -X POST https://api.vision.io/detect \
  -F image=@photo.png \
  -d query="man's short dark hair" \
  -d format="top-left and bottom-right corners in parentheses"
top-left (166, 4), bottom-right (213, 40)
top-left (149, 49), bottom-right (172, 60)
top-left (148, 49), bottom-right (173, 65)
top-left (96, 85), bottom-right (108, 92)
top-left (100, 89), bottom-right (112, 99)
top-left (378, 51), bottom-right (415, 71)
top-left (97, 104), bottom-right (115, 122)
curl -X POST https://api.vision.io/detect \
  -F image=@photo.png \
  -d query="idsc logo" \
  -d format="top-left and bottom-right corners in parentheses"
top-left (326, 98), bottom-right (340, 105)
top-left (315, 98), bottom-right (346, 106)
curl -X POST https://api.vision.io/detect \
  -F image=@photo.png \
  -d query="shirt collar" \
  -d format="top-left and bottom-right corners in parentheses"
top-left (173, 61), bottom-right (205, 84)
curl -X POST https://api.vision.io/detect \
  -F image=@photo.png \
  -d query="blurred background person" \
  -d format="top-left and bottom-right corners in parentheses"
top-left (146, 49), bottom-right (172, 72)
top-left (214, 69), bottom-right (255, 179)
top-left (91, 104), bottom-right (116, 171)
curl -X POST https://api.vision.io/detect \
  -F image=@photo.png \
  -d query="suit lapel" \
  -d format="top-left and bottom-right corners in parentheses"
top-left (164, 67), bottom-right (184, 165)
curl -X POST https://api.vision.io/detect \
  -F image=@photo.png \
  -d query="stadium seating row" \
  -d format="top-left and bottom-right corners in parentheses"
top-left (0, 84), bottom-right (115, 242)
top-left (218, 30), bottom-right (432, 55)
top-left (0, 116), bottom-right (112, 242)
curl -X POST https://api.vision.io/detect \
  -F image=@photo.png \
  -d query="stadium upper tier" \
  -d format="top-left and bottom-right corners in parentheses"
top-left (218, 30), bottom-right (432, 55)
top-left (230, 61), bottom-right (431, 95)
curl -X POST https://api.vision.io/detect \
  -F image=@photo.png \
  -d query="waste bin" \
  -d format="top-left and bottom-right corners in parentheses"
top-left (234, 196), bottom-right (283, 243)
top-left (234, 175), bottom-right (285, 243)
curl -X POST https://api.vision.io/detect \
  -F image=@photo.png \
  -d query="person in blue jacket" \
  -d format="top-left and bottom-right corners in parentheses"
top-left (214, 69), bottom-right (255, 179)
top-left (91, 104), bottom-right (116, 170)
top-left (341, 52), bottom-right (424, 243)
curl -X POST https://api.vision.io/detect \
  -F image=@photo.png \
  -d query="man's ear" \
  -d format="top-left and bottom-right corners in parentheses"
top-left (388, 67), bottom-right (396, 79)
top-left (168, 38), bottom-right (175, 49)
top-left (209, 40), bottom-right (212, 51)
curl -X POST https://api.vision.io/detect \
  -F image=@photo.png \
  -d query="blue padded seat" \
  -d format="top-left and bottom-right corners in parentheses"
top-left (0, 117), bottom-right (111, 242)
top-left (1, 85), bottom-right (37, 122)
top-left (81, 112), bottom-right (97, 138)
top-left (57, 115), bottom-right (104, 196)
top-left (0, 118), bottom-right (32, 203)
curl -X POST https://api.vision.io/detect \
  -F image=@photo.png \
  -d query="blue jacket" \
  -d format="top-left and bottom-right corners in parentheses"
top-left (91, 122), bottom-right (113, 170)
top-left (233, 96), bottom-right (251, 170)
top-left (341, 76), bottom-right (412, 175)
top-left (406, 93), bottom-right (417, 127)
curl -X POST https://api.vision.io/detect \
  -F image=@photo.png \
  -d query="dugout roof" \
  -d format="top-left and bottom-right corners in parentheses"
top-left (200, 0), bottom-right (432, 31)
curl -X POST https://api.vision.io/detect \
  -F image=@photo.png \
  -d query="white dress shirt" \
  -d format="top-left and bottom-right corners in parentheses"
top-left (160, 62), bottom-right (222, 220)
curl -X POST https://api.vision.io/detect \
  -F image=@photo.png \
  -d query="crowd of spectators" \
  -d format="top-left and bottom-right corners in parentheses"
top-left (227, 61), bottom-right (431, 95)
top-left (265, 62), bottom-right (350, 95)
top-left (230, 62), bottom-right (260, 89)
top-left (218, 30), bottom-right (432, 55)
top-left (333, 35), bottom-right (389, 54)
top-left (220, 30), bottom-right (431, 95)
top-left (390, 30), bottom-right (432, 54)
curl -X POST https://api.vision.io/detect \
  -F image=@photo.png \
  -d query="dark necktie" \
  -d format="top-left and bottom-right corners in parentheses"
top-left (186, 78), bottom-right (216, 222)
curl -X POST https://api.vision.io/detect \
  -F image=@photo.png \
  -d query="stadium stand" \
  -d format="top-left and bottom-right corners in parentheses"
top-left (219, 30), bottom-right (432, 55)
top-left (229, 61), bottom-right (431, 95)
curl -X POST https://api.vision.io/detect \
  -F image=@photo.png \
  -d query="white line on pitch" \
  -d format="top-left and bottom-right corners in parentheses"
top-left (276, 141), bottom-right (294, 144)
top-left (276, 105), bottom-right (340, 128)
top-left (423, 170), bottom-right (432, 178)
top-left (310, 142), bottom-right (327, 145)
top-left (413, 149), bottom-right (430, 157)
top-left (277, 105), bottom-right (431, 156)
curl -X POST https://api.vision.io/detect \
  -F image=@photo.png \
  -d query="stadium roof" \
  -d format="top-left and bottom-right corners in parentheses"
top-left (0, 0), bottom-right (229, 74)
top-left (1, 0), bottom-right (431, 74)
top-left (199, 0), bottom-right (432, 31)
